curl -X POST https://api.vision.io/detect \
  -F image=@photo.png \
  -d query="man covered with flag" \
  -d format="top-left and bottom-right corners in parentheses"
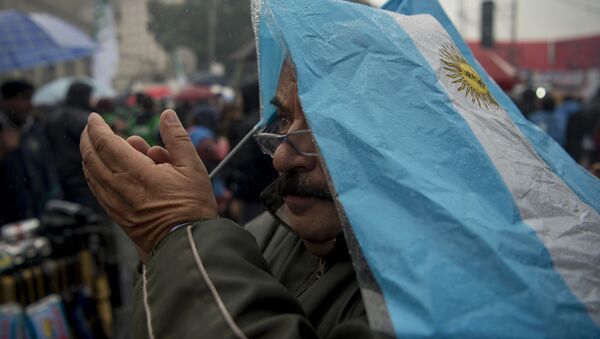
top-left (79, 0), bottom-right (600, 338)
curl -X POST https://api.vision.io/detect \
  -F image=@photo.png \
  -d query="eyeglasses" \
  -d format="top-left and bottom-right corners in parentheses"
top-left (254, 129), bottom-right (318, 157)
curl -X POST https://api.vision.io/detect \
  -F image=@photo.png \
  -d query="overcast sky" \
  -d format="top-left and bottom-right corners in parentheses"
top-left (369, 0), bottom-right (600, 41)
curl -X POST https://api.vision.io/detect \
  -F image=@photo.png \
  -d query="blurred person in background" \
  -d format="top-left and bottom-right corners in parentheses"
top-left (96, 97), bottom-right (130, 138)
top-left (517, 87), bottom-right (537, 119)
top-left (45, 82), bottom-right (101, 213)
top-left (588, 88), bottom-right (600, 167)
top-left (528, 94), bottom-right (561, 145)
top-left (563, 88), bottom-right (600, 169)
top-left (129, 93), bottom-right (161, 146)
top-left (187, 105), bottom-right (231, 215)
top-left (562, 95), bottom-right (587, 163)
top-left (223, 79), bottom-right (277, 223)
top-left (0, 80), bottom-right (60, 224)
top-left (47, 85), bottom-right (131, 332)
top-left (174, 100), bottom-right (194, 130)
top-left (189, 102), bottom-right (219, 133)
top-left (554, 94), bottom-right (583, 148)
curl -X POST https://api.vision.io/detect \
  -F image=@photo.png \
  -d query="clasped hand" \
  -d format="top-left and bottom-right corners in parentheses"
top-left (80, 110), bottom-right (217, 255)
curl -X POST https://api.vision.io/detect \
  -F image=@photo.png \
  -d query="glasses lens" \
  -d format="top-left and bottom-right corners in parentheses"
top-left (264, 115), bottom-right (288, 134)
top-left (254, 133), bottom-right (282, 156)
top-left (254, 130), bottom-right (316, 157)
top-left (286, 131), bottom-right (313, 155)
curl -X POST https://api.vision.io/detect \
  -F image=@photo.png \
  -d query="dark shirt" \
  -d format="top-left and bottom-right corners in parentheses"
top-left (0, 115), bottom-right (60, 224)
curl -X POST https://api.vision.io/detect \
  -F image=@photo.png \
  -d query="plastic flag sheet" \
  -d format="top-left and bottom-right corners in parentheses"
top-left (252, 0), bottom-right (600, 337)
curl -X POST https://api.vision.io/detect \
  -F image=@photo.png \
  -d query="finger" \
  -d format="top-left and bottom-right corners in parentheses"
top-left (79, 126), bottom-right (93, 163)
top-left (81, 127), bottom-right (138, 205)
top-left (147, 146), bottom-right (171, 164)
top-left (159, 109), bottom-right (205, 169)
top-left (81, 125), bottom-right (113, 184)
top-left (127, 136), bottom-right (170, 164)
top-left (80, 126), bottom-right (112, 187)
top-left (87, 113), bottom-right (154, 173)
top-left (127, 135), bottom-right (151, 155)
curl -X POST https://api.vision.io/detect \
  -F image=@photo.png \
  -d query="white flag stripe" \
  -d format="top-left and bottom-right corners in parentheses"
top-left (389, 12), bottom-right (600, 324)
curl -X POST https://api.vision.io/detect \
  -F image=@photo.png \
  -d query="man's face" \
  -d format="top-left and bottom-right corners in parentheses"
top-left (271, 61), bottom-right (341, 256)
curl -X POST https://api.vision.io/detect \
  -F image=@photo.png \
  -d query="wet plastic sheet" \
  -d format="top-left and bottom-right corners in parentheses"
top-left (254, 0), bottom-right (600, 337)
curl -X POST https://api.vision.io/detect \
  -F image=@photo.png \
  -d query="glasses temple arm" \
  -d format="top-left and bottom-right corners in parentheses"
top-left (208, 123), bottom-right (262, 180)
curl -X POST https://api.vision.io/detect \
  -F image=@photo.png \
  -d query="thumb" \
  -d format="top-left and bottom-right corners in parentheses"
top-left (159, 109), bottom-right (204, 169)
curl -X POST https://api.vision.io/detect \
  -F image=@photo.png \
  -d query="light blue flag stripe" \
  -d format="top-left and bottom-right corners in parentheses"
top-left (256, 0), bottom-right (600, 337)
top-left (382, 0), bottom-right (600, 216)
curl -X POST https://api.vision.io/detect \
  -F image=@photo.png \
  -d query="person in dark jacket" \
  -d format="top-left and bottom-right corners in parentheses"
top-left (0, 80), bottom-right (60, 224)
top-left (45, 82), bottom-right (101, 213)
top-left (224, 79), bottom-right (278, 223)
top-left (80, 58), bottom-right (385, 338)
top-left (187, 105), bottom-right (231, 215)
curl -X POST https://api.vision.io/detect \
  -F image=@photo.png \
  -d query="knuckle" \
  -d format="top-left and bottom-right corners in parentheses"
top-left (129, 196), bottom-right (143, 210)
top-left (121, 210), bottom-right (139, 227)
top-left (115, 172), bottom-right (147, 209)
top-left (81, 149), bottom-right (94, 169)
top-left (94, 135), bottom-right (109, 154)
top-left (171, 132), bottom-right (192, 144)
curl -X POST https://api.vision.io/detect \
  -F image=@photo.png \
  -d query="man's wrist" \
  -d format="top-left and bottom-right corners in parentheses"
top-left (170, 222), bottom-right (194, 233)
top-left (143, 215), bottom-right (219, 254)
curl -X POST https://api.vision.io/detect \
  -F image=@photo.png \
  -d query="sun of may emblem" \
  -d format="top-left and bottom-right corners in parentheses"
top-left (440, 43), bottom-right (499, 111)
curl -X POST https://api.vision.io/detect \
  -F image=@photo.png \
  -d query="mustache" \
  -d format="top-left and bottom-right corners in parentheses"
top-left (278, 170), bottom-right (333, 201)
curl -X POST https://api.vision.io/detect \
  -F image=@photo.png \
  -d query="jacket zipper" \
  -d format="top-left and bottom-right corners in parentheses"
top-left (295, 258), bottom-right (327, 298)
top-left (316, 258), bottom-right (326, 279)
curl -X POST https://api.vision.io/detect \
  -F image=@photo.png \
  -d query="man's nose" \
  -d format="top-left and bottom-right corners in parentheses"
top-left (272, 140), bottom-right (316, 174)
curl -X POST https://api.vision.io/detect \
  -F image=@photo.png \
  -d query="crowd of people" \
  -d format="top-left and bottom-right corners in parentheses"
top-left (0, 78), bottom-right (276, 227)
top-left (3, 77), bottom-right (600, 229)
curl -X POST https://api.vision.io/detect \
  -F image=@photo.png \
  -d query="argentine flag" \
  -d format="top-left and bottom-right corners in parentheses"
top-left (252, 0), bottom-right (600, 337)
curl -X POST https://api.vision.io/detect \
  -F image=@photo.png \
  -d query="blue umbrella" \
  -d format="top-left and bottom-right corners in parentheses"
top-left (0, 10), bottom-right (96, 72)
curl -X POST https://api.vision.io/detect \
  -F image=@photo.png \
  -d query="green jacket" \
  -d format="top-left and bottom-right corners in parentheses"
top-left (132, 184), bottom-right (389, 338)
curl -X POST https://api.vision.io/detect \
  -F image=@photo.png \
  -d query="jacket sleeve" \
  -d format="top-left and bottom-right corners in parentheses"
top-left (132, 218), bottom-right (388, 339)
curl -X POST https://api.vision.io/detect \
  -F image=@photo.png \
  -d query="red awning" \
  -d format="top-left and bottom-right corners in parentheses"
top-left (144, 85), bottom-right (172, 100)
top-left (468, 35), bottom-right (600, 72)
top-left (468, 44), bottom-right (519, 91)
top-left (175, 86), bottom-right (215, 103)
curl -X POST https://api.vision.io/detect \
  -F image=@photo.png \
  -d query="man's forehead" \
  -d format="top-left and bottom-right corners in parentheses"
top-left (274, 59), bottom-right (298, 109)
